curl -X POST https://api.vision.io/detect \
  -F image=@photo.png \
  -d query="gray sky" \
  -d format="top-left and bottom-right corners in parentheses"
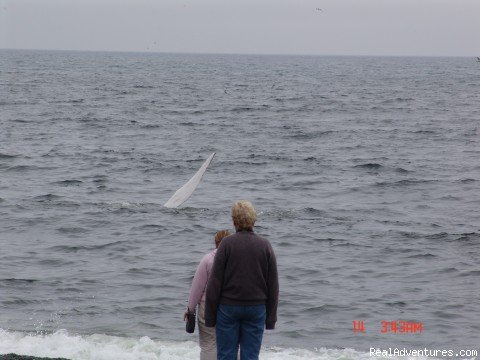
top-left (1, 0), bottom-right (479, 56)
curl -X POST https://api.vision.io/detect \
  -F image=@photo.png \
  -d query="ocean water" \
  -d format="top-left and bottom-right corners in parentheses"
top-left (0, 50), bottom-right (479, 359)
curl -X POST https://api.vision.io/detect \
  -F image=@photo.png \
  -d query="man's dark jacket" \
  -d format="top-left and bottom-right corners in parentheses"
top-left (204, 229), bottom-right (279, 329)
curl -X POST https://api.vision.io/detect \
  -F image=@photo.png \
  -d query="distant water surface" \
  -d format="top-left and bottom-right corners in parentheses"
top-left (0, 50), bottom-right (479, 358)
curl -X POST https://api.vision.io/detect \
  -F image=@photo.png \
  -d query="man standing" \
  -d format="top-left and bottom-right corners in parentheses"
top-left (205, 200), bottom-right (279, 360)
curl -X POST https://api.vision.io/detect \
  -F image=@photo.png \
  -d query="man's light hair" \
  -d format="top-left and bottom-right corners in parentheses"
top-left (231, 200), bottom-right (256, 231)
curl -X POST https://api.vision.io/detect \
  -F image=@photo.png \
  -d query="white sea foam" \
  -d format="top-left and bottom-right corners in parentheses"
top-left (0, 329), bottom-right (371, 360)
top-left (0, 329), bottom-right (192, 360)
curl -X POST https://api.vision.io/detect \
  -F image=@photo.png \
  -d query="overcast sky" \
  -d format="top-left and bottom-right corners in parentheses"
top-left (1, 0), bottom-right (479, 56)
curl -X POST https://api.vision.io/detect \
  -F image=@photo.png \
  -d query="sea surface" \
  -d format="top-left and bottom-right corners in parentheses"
top-left (0, 50), bottom-right (479, 359)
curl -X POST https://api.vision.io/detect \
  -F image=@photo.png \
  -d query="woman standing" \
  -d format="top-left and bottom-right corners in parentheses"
top-left (185, 230), bottom-right (231, 360)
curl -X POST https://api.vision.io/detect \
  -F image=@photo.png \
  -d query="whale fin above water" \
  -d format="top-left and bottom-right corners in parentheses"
top-left (164, 152), bottom-right (216, 208)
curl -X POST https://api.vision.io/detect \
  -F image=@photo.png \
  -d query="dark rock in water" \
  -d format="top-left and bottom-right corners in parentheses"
top-left (0, 355), bottom-right (70, 360)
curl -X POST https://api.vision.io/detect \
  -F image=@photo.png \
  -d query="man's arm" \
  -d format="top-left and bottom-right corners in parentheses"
top-left (265, 243), bottom-right (279, 330)
top-left (204, 241), bottom-right (227, 327)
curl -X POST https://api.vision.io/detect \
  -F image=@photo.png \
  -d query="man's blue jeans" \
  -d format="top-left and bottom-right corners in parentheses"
top-left (216, 304), bottom-right (266, 360)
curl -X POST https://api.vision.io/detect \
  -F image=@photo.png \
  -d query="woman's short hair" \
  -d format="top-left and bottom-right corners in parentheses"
top-left (231, 200), bottom-right (257, 231)
top-left (215, 230), bottom-right (230, 248)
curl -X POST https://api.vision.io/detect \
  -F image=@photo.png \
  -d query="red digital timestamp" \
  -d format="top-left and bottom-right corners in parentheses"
top-left (352, 320), bottom-right (423, 334)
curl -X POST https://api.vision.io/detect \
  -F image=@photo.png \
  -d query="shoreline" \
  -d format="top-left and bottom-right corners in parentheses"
top-left (0, 356), bottom-right (69, 360)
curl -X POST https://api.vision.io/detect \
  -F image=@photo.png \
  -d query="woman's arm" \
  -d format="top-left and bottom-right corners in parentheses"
top-left (204, 243), bottom-right (227, 327)
top-left (186, 253), bottom-right (210, 312)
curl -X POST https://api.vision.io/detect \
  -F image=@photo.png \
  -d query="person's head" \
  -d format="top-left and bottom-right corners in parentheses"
top-left (231, 200), bottom-right (257, 231)
top-left (215, 230), bottom-right (230, 248)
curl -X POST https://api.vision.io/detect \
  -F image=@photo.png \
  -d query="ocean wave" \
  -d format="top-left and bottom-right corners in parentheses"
top-left (395, 167), bottom-right (411, 173)
top-left (130, 224), bottom-right (166, 233)
top-left (56, 227), bottom-right (89, 235)
top-left (0, 354), bottom-right (67, 360)
top-left (385, 301), bottom-right (407, 308)
top-left (178, 121), bottom-right (197, 126)
top-left (52, 180), bottom-right (83, 186)
top-left (230, 105), bottom-right (271, 112)
top-left (457, 270), bottom-right (480, 277)
top-left (140, 124), bottom-right (161, 129)
top-left (301, 304), bottom-right (349, 315)
top-left (6, 165), bottom-right (54, 172)
top-left (49, 98), bottom-right (84, 104)
top-left (34, 194), bottom-right (62, 202)
top-left (166, 206), bottom-right (216, 216)
top-left (0, 329), bottom-right (421, 360)
top-left (422, 231), bottom-right (480, 243)
top-left (277, 241), bottom-right (295, 248)
top-left (37, 258), bottom-right (75, 267)
top-left (303, 207), bottom-right (326, 216)
top-left (379, 97), bottom-right (414, 105)
top-left (458, 178), bottom-right (476, 183)
top-left (115, 90), bottom-right (134, 95)
top-left (353, 163), bottom-right (383, 170)
top-left (247, 153), bottom-right (291, 161)
top-left (0, 153), bottom-right (19, 160)
top-left (2, 298), bottom-right (46, 306)
top-left (411, 129), bottom-right (437, 134)
top-left (49, 240), bottom-right (130, 253)
top-left (0, 100), bottom-right (31, 106)
top-left (332, 242), bottom-right (373, 248)
top-left (0, 278), bottom-right (38, 284)
top-left (0, 330), bottom-right (179, 360)
top-left (91, 175), bottom-right (108, 183)
top-left (217, 160), bottom-right (268, 167)
top-left (455, 232), bottom-right (480, 242)
top-left (97, 201), bottom-right (153, 213)
top-left (260, 207), bottom-right (325, 220)
top-left (133, 85), bottom-right (155, 89)
top-left (191, 109), bottom-right (219, 115)
top-left (287, 130), bottom-right (335, 140)
top-left (424, 232), bottom-right (449, 240)
top-left (374, 179), bottom-right (438, 187)
top-left (125, 268), bottom-right (160, 276)
top-left (406, 253), bottom-right (437, 259)
top-left (311, 237), bottom-right (344, 243)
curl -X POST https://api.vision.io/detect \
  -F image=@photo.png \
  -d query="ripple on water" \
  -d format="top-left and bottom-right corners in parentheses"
top-left (0, 153), bottom-right (19, 159)
top-left (52, 179), bottom-right (83, 186)
top-left (48, 240), bottom-right (131, 253)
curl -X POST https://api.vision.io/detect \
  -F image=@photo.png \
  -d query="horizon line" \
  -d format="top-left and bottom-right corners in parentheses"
top-left (0, 47), bottom-right (477, 59)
